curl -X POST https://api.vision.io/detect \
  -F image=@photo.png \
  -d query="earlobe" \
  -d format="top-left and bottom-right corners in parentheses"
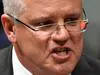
top-left (8, 32), bottom-right (16, 43)
top-left (1, 14), bottom-right (16, 43)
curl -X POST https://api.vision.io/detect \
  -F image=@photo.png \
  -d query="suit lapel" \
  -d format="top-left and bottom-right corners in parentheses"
top-left (72, 55), bottom-right (94, 75)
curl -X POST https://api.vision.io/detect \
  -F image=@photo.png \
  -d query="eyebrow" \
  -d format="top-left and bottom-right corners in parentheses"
top-left (29, 13), bottom-right (81, 23)
top-left (29, 17), bottom-right (50, 24)
top-left (27, 14), bottom-right (54, 24)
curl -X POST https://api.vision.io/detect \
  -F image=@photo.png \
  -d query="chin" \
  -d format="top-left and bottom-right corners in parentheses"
top-left (42, 50), bottom-right (79, 75)
top-left (43, 62), bottom-right (74, 75)
top-left (54, 65), bottom-right (73, 75)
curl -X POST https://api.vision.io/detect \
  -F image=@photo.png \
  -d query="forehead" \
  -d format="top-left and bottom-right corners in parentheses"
top-left (24, 0), bottom-right (82, 6)
top-left (20, 0), bottom-right (82, 20)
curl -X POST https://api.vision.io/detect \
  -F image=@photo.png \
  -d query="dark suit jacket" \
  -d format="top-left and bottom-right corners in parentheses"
top-left (0, 45), bottom-right (100, 75)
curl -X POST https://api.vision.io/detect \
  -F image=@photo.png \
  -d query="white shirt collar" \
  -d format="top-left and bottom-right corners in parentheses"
top-left (12, 47), bottom-right (32, 75)
top-left (12, 47), bottom-right (71, 75)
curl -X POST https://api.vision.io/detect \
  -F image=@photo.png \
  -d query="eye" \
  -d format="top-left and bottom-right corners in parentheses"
top-left (64, 14), bottom-right (81, 26)
top-left (37, 20), bottom-right (54, 26)
top-left (64, 18), bottom-right (80, 26)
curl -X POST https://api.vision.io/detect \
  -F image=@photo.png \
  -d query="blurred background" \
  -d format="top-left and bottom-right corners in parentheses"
top-left (0, 0), bottom-right (10, 49)
top-left (0, 0), bottom-right (100, 59)
top-left (83, 0), bottom-right (100, 59)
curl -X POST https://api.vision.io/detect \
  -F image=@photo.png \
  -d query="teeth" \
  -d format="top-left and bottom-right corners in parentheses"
top-left (54, 48), bottom-right (67, 52)
top-left (57, 51), bottom-right (67, 56)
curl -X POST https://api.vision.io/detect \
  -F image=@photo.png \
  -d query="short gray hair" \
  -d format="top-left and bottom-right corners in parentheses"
top-left (3, 0), bottom-right (26, 17)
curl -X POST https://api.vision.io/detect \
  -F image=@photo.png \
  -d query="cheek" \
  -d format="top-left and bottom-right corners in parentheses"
top-left (70, 32), bottom-right (83, 48)
top-left (16, 29), bottom-right (51, 62)
top-left (70, 32), bottom-right (83, 58)
top-left (71, 32), bottom-right (83, 43)
top-left (16, 27), bottom-right (50, 50)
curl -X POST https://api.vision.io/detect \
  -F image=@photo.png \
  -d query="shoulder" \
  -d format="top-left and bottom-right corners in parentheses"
top-left (72, 54), bottom-right (100, 75)
top-left (0, 45), bottom-right (12, 65)
top-left (0, 45), bottom-right (13, 75)
top-left (83, 54), bottom-right (100, 71)
top-left (0, 45), bottom-right (12, 57)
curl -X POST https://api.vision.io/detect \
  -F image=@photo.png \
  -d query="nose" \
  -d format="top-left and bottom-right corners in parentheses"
top-left (51, 23), bottom-right (70, 46)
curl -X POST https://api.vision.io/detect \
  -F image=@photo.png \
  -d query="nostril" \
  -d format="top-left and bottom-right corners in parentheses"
top-left (54, 40), bottom-right (67, 46)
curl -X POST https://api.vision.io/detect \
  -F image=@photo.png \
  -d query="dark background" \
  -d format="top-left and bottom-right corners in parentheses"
top-left (83, 0), bottom-right (100, 59)
top-left (0, 0), bottom-right (10, 49)
top-left (0, 0), bottom-right (3, 28)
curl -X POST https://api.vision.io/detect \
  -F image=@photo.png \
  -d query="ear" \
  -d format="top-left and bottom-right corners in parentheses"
top-left (1, 14), bottom-right (16, 43)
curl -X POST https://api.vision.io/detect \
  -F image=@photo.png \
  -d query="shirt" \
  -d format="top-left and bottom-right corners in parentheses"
top-left (12, 47), bottom-right (32, 75)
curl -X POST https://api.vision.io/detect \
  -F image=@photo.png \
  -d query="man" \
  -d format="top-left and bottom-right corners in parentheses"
top-left (0, 0), bottom-right (100, 75)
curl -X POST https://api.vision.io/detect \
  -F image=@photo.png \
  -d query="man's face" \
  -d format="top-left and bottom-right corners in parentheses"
top-left (14, 0), bottom-right (83, 75)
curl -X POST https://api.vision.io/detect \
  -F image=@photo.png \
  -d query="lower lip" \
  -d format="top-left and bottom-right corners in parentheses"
top-left (51, 51), bottom-right (72, 62)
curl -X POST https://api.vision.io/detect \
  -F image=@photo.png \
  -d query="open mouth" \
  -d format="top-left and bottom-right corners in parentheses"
top-left (51, 47), bottom-right (72, 62)
top-left (53, 48), bottom-right (70, 55)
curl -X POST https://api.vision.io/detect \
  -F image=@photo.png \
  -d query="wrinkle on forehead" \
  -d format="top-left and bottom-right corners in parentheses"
top-left (20, 0), bottom-right (82, 22)
top-left (24, 0), bottom-right (81, 5)
top-left (23, 0), bottom-right (82, 7)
